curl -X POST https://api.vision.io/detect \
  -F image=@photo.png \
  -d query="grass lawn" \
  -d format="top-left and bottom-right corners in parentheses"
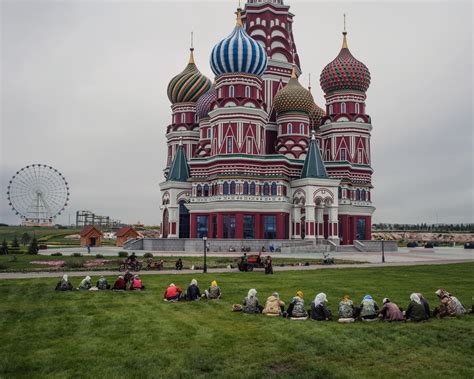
top-left (0, 254), bottom-right (363, 272)
top-left (0, 263), bottom-right (473, 378)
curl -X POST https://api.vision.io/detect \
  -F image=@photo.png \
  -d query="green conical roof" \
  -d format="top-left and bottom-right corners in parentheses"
top-left (300, 134), bottom-right (328, 179)
top-left (168, 142), bottom-right (189, 182)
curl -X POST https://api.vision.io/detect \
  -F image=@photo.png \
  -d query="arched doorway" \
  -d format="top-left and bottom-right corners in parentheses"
top-left (300, 207), bottom-right (306, 239)
top-left (178, 200), bottom-right (190, 238)
top-left (162, 208), bottom-right (169, 238)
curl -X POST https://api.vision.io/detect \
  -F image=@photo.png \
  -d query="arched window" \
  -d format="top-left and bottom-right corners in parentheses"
top-left (271, 182), bottom-right (277, 196)
top-left (245, 86), bottom-right (250, 97)
top-left (181, 113), bottom-right (186, 123)
top-left (361, 189), bottom-right (366, 201)
top-left (282, 186), bottom-right (287, 196)
top-left (230, 181), bottom-right (236, 195)
top-left (355, 103), bottom-right (360, 113)
top-left (341, 102), bottom-right (347, 113)
top-left (243, 181), bottom-right (249, 195)
top-left (329, 104), bottom-right (333, 114)
top-left (338, 187), bottom-right (342, 199)
top-left (196, 184), bottom-right (202, 197)
top-left (229, 85), bottom-right (234, 97)
top-left (287, 123), bottom-right (292, 134)
top-left (204, 184), bottom-right (209, 197)
top-left (356, 189), bottom-right (361, 201)
top-left (207, 128), bottom-right (212, 139)
top-left (263, 182), bottom-right (270, 196)
top-left (223, 182), bottom-right (229, 195)
top-left (299, 123), bottom-right (304, 134)
top-left (250, 182), bottom-right (256, 195)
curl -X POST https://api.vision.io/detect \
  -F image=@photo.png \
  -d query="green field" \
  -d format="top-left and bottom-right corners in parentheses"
top-left (0, 254), bottom-right (361, 272)
top-left (0, 263), bottom-right (473, 378)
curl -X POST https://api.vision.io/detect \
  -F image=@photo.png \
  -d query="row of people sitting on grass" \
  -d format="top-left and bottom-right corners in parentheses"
top-left (54, 272), bottom-right (145, 291)
top-left (163, 280), bottom-right (221, 301)
top-left (233, 288), bottom-right (468, 321)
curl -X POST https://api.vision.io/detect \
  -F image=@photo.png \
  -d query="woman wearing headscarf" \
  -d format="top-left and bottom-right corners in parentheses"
top-left (112, 275), bottom-right (126, 290)
top-left (379, 298), bottom-right (404, 321)
top-left (164, 283), bottom-right (182, 301)
top-left (243, 289), bottom-right (262, 313)
top-left (287, 291), bottom-right (308, 319)
top-left (130, 275), bottom-right (144, 290)
top-left (55, 274), bottom-right (73, 291)
top-left (186, 279), bottom-right (201, 300)
top-left (205, 280), bottom-right (221, 299)
top-left (78, 276), bottom-right (92, 290)
top-left (262, 292), bottom-right (285, 316)
top-left (310, 293), bottom-right (332, 321)
top-left (338, 295), bottom-right (355, 323)
top-left (433, 288), bottom-right (466, 317)
top-left (359, 295), bottom-right (379, 321)
top-left (416, 293), bottom-right (431, 318)
top-left (405, 293), bottom-right (429, 321)
top-left (96, 276), bottom-right (110, 290)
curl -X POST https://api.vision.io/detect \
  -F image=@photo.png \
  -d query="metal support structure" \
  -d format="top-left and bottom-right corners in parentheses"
top-left (203, 236), bottom-right (208, 273)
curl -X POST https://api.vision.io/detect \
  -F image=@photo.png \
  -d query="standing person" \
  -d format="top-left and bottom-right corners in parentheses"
top-left (87, 245), bottom-right (91, 254)
top-left (310, 293), bottom-right (332, 321)
top-left (55, 274), bottom-right (73, 291)
top-left (359, 295), bottom-right (379, 321)
top-left (78, 276), bottom-right (92, 291)
top-left (96, 276), bottom-right (110, 290)
top-left (112, 276), bottom-right (126, 290)
top-left (262, 292), bottom-right (285, 316)
top-left (264, 256), bottom-right (273, 275)
top-left (164, 283), bottom-right (182, 301)
top-left (287, 291), bottom-right (308, 319)
top-left (124, 270), bottom-right (133, 285)
top-left (379, 298), bottom-right (404, 321)
top-left (186, 279), bottom-right (201, 301)
top-left (243, 289), bottom-right (262, 313)
top-left (205, 280), bottom-right (221, 299)
top-left (433, 289), bottom-right (466, 317)
top-left (242, 253), bottom-right (248, 272)
top-left (405, 293), bottom-right (429, 321)
top-left (175, 258), bottom-right (183, 271)
top-left (338, 295), bottom-right (355, 323)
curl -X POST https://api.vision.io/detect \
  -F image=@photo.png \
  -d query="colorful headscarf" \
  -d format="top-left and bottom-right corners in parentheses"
top-left (272, 292), bottom-right (279, 299)
top-left (296, 291), bottom-right (304, 298)
top-left (410, 293), bottom-right (422, 304)
top-left (435, 289), bottom-right (448, 298)
top-left (363, 295), bottom-right (373, 301)
top-left (343, 295), bottom-right (351, 302)
top-left (383, 298), bottom-right (390, 304)
top-left (211, 280), bottom-right (217, 287)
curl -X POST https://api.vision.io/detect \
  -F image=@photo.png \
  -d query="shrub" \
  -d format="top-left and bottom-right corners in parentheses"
top-left (72, 253), bottom-right (82, 257)
top-left (118, 251), bottom-right (128, 258)
top-left (28, 238), bottom-right (39, 255)
top-left (95, 254), bottom-right (104, 258)
top-left (0, 263), bottom-right (8, 270)
top-left (143, 252), bottom-right (154, 258)
top-left (67, 259), bottom-right (83, 269)
top-left (51, 252), bottom-right (63, 256)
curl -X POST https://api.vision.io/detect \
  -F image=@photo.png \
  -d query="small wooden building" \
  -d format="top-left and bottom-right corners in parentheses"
top-left (115, 226), bottom-right (140, 247)
top-left (80, 225), bottom-right (103, 247)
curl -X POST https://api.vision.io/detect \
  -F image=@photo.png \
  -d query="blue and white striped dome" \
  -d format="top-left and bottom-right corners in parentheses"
top-left (210, 14), bottom-right (268, 77)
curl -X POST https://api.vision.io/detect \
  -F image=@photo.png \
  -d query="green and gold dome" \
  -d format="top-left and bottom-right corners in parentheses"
top-left (309, 103), bottom-right (325, 130)
top-left (274, 65), bottom-right (314, 115)
top-left (167, 48), bottom-right (212, 104)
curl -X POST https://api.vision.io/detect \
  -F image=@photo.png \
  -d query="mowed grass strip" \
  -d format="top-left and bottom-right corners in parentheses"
top-left (0, 263), bottom-right (473, 378)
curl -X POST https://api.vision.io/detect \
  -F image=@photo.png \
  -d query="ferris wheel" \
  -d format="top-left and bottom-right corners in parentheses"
top-left (6, 164), bottom-right (70, 225)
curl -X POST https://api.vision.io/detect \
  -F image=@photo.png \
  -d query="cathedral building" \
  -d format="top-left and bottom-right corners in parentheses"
top-left (160, 0), bottom-right (374, 245)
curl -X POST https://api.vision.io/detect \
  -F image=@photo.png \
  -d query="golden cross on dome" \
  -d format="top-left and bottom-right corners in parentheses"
top-left (188, 31), bottom-right (195, 64)
top-left (308, 72), bottom-right (312, 92)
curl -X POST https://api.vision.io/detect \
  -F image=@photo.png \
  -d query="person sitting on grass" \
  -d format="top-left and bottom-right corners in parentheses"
top-left (78, 276), bottom-right (92, 291)
top-left (112, 276), bottom-right (126, 290)
top-left (310, 293), bottom-right (332, 321)
top-left (96, 276), bottom-right (110, 290)
top-left (405, 293), bottom-right (429, 321)
top-left (262, 292), bottom-right (285, 317)
top-left (130, 275), bottom-right (144, 290)
top-left (287, 291), bottom-right (308, 319)
top-left (415, 293), bottom-right (431, 318)
top-left (379, 298), bottom-right (404, 321)
top-left (359, 295), bottom-right (379, 321)
top-left (185, 279), bottom-right (201, 301)
top-left (124, 270), bottom-right (133, 285)
top-left (433, 289), bottom-right (466, 318)
top-left (243, 289), bottom-right (263, 314)
top-left (55, 274), bottom-right (73, 291)
top-left (164, 283), bottom-right (182, 301)
top-left (338, 295), bottom-right (355, 323)
top-left (204, 280), bottom-right (221, 299)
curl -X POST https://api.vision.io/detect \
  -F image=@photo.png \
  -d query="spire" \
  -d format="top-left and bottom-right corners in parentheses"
top-left (236, 7), bottom-right (243, 27)
top-left (308, 72), bottom-right (312, 92)
top-left (342, 13), bottom-right (348, 49)
top-left (291, 49), bottom-right (297, 79)
top-left (300, 132), bottom-right (328, 179)
top-left (167, 140), bottom-right (189, 182)
top-left (188, 32), bottom-right (195, 64)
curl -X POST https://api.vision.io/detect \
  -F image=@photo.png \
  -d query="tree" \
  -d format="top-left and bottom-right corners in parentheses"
top-left (11, 235), bottom-right (20, 248)
top-left (1, 239), bottom-right (8, 255)
top-left (28, 237), bottom-right (39, 255)
top-left (20, 233), bottom-right (31, 246)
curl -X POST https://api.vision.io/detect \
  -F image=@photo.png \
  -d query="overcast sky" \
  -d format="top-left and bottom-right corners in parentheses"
top-left (1, 0), bottom-right (472, 226)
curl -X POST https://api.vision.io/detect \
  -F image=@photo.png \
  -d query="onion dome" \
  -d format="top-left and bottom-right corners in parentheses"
top-left (196, 86), bottom-right (217, 120)
top-left (210, 9), bottom-right (268, 77)
top-left (167, 48), bottom-right (212, 104)
top-left (320, 32), bottom-right (371, 94)
top-left (309, 103), bottom-right (325, 130)
top-left (274, 66), bottom-right (314, 115)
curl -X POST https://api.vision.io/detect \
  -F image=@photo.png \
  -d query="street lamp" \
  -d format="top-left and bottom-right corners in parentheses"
top-left (203, 236), bottom-right (208, 273)
top-left (381, 240), bottom-right (385, 263)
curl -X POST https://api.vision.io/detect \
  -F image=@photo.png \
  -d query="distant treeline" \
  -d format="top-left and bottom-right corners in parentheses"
top-left (372, 223), bottom-right (474, 232)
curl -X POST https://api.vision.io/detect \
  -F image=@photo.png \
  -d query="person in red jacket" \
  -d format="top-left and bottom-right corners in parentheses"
top-left (112, 276), bottom-right (126, 290)
top-left (130, 275), bottom-right (144, 290)
top-left (164, 283), bottom-right (182, 301)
